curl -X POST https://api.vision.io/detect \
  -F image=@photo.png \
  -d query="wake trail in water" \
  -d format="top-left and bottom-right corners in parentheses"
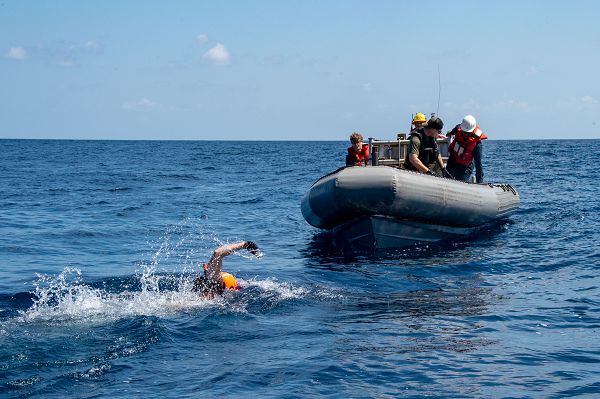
top-left (9, 267), bottom-right (310, 326)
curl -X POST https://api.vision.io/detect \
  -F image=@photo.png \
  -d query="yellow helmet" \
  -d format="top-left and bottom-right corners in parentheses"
top-left (412, 113), bottom-right (427, 123)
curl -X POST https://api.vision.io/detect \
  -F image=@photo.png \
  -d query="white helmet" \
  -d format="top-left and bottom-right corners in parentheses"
top-left (460, 115), bottom-right (477, 133)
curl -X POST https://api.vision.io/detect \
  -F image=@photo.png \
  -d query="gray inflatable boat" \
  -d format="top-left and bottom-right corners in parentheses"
top-left (301, 165), bottom-right (520, 249)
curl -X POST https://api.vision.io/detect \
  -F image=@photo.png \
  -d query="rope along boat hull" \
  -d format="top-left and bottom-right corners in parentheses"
top-left (301, 166), bottom-right (520, 248)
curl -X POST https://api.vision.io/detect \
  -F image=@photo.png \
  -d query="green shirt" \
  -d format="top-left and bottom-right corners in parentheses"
top-left (408, 135), bottom-right (422, 156)
top-left (405, 129), bottom-right (439, 170)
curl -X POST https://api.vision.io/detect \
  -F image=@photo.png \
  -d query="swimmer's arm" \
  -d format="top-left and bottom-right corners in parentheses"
top-left (204, 241), bottom-right (251, 280)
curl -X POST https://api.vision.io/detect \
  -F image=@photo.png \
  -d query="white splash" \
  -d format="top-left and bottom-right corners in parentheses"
top-left (15, 268), bottom-right (310, 324)
top-left (244, 277), bottom-right (308, 300)
top-left (17, 268), bottom-right (218, 324)
top-left (15, 221), bottom-right (309, 324)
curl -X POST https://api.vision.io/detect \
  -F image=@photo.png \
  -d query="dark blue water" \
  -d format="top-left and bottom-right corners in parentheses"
top-left (1, 139), bottom-right (599, 398)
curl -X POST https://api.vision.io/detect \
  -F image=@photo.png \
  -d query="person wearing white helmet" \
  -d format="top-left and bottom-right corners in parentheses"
top-left (445, 115), bottom-right (487, 183)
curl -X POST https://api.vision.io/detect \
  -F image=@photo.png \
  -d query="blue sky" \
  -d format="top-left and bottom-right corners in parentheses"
top-left (1, 0), bottom-right (599, 140)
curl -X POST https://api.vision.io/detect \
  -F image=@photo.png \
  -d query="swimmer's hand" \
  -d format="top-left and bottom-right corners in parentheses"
top-left (243, 241), bottom-right (260, 256)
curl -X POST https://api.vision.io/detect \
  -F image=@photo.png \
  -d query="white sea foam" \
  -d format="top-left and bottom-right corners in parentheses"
top-left (244, 277), bottom-right (308, 300)
top-left (17, 269), bottom-right (215, 323)
top-left (13, 222), bottom-right (310, 324)
top-left (15, 268), bottom-right (309, 324)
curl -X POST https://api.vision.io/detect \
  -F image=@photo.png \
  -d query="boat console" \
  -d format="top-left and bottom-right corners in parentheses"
top-left (368, 134), bottom-right (449, 170)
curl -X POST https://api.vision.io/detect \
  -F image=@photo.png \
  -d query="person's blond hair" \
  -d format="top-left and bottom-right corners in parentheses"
top-left (349, 132), bottom-right (363, 144)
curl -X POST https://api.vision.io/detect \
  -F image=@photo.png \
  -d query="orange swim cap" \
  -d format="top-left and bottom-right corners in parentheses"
top-left (220, 272), bottom-right (239, 290)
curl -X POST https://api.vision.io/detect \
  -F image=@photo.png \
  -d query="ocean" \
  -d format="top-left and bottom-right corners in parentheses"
top-left (1, 139), bottom-right (599, 398)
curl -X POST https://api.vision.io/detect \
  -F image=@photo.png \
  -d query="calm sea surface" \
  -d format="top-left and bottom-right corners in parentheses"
top-left (1, 139), bottom-right (599, 398)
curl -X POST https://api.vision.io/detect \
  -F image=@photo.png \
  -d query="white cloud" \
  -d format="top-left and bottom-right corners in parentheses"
top-left (58, 60), bottom-right (75, 67)
top-left (581, 95), bottom-right (598, 106)
top-left (363, 82), bottom-right (372, 92)
top-left (442, 99), bottom-right (482, 111)
top-left (203, 43), bottom-right (230, 65)
top-left (6, 47), bottom-right (27, 60)
top-left (7, 40), bottom-right (102, 65)
top-left (558, 95), bottom-right (600, 111)
top-left (122, 98), bottom-right (160, 110)
top-left (84, 40), bottom-right (99, 50)
top-left (197, 34), bottom-right (208, 44)
top-left (494, 99), bottom-right (530, 111)
top-left (443, 98), bottom-right (531, 113)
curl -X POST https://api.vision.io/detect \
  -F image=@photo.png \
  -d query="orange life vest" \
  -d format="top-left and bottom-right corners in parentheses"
top-left (347, 144), bottom-right (370, 166)
top-left (448, 126), bottom-right (487, 167)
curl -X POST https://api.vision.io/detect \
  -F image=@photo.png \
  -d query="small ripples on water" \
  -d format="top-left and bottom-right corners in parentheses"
top-left (0, 263), bottom-right (316, 395)
top-left (1, 139), bottom-right (600, 397)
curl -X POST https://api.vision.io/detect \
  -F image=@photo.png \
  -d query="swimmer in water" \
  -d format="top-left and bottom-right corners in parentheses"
top-left (193, 241), bottom-right (260, 297)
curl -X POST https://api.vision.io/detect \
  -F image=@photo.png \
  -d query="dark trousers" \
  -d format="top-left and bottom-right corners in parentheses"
top-left (446, 161), bottom-right (472, 182)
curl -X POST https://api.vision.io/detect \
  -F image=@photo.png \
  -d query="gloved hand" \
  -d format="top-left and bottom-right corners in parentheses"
top-left (244, 241), bottom-right (259, 255)
top-left (426, 170), bottom-right (435, 176)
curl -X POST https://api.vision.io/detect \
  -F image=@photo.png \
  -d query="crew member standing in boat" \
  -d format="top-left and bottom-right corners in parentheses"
top-left (193, 241), bottom-right (260, 298)
top-left (346, 132), bottom-right (370, 166)
top-left (404, 117), bottom-right (447, 175)
top-left (445, 115), bottom-right (487, 183)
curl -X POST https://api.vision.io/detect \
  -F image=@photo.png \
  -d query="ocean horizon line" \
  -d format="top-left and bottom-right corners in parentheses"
top-left (2, 137), bottom-right (599, 142)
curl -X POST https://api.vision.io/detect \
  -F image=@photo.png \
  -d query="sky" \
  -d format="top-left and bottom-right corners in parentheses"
top-left (1, 0), bottom-right (599, 140)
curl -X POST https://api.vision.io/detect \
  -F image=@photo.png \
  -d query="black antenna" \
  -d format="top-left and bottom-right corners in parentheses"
top-left (436, 64), bottom-right (441, 116)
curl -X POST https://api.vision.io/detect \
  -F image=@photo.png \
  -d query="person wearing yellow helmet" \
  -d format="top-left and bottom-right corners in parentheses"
top-left (411, 113), bottom-right (428, 131)
top-left (193, 241), bottom-right (260, 297)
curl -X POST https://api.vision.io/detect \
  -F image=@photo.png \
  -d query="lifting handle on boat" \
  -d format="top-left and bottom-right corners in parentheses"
top-left (441, 168), bottom-right (454, 179)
